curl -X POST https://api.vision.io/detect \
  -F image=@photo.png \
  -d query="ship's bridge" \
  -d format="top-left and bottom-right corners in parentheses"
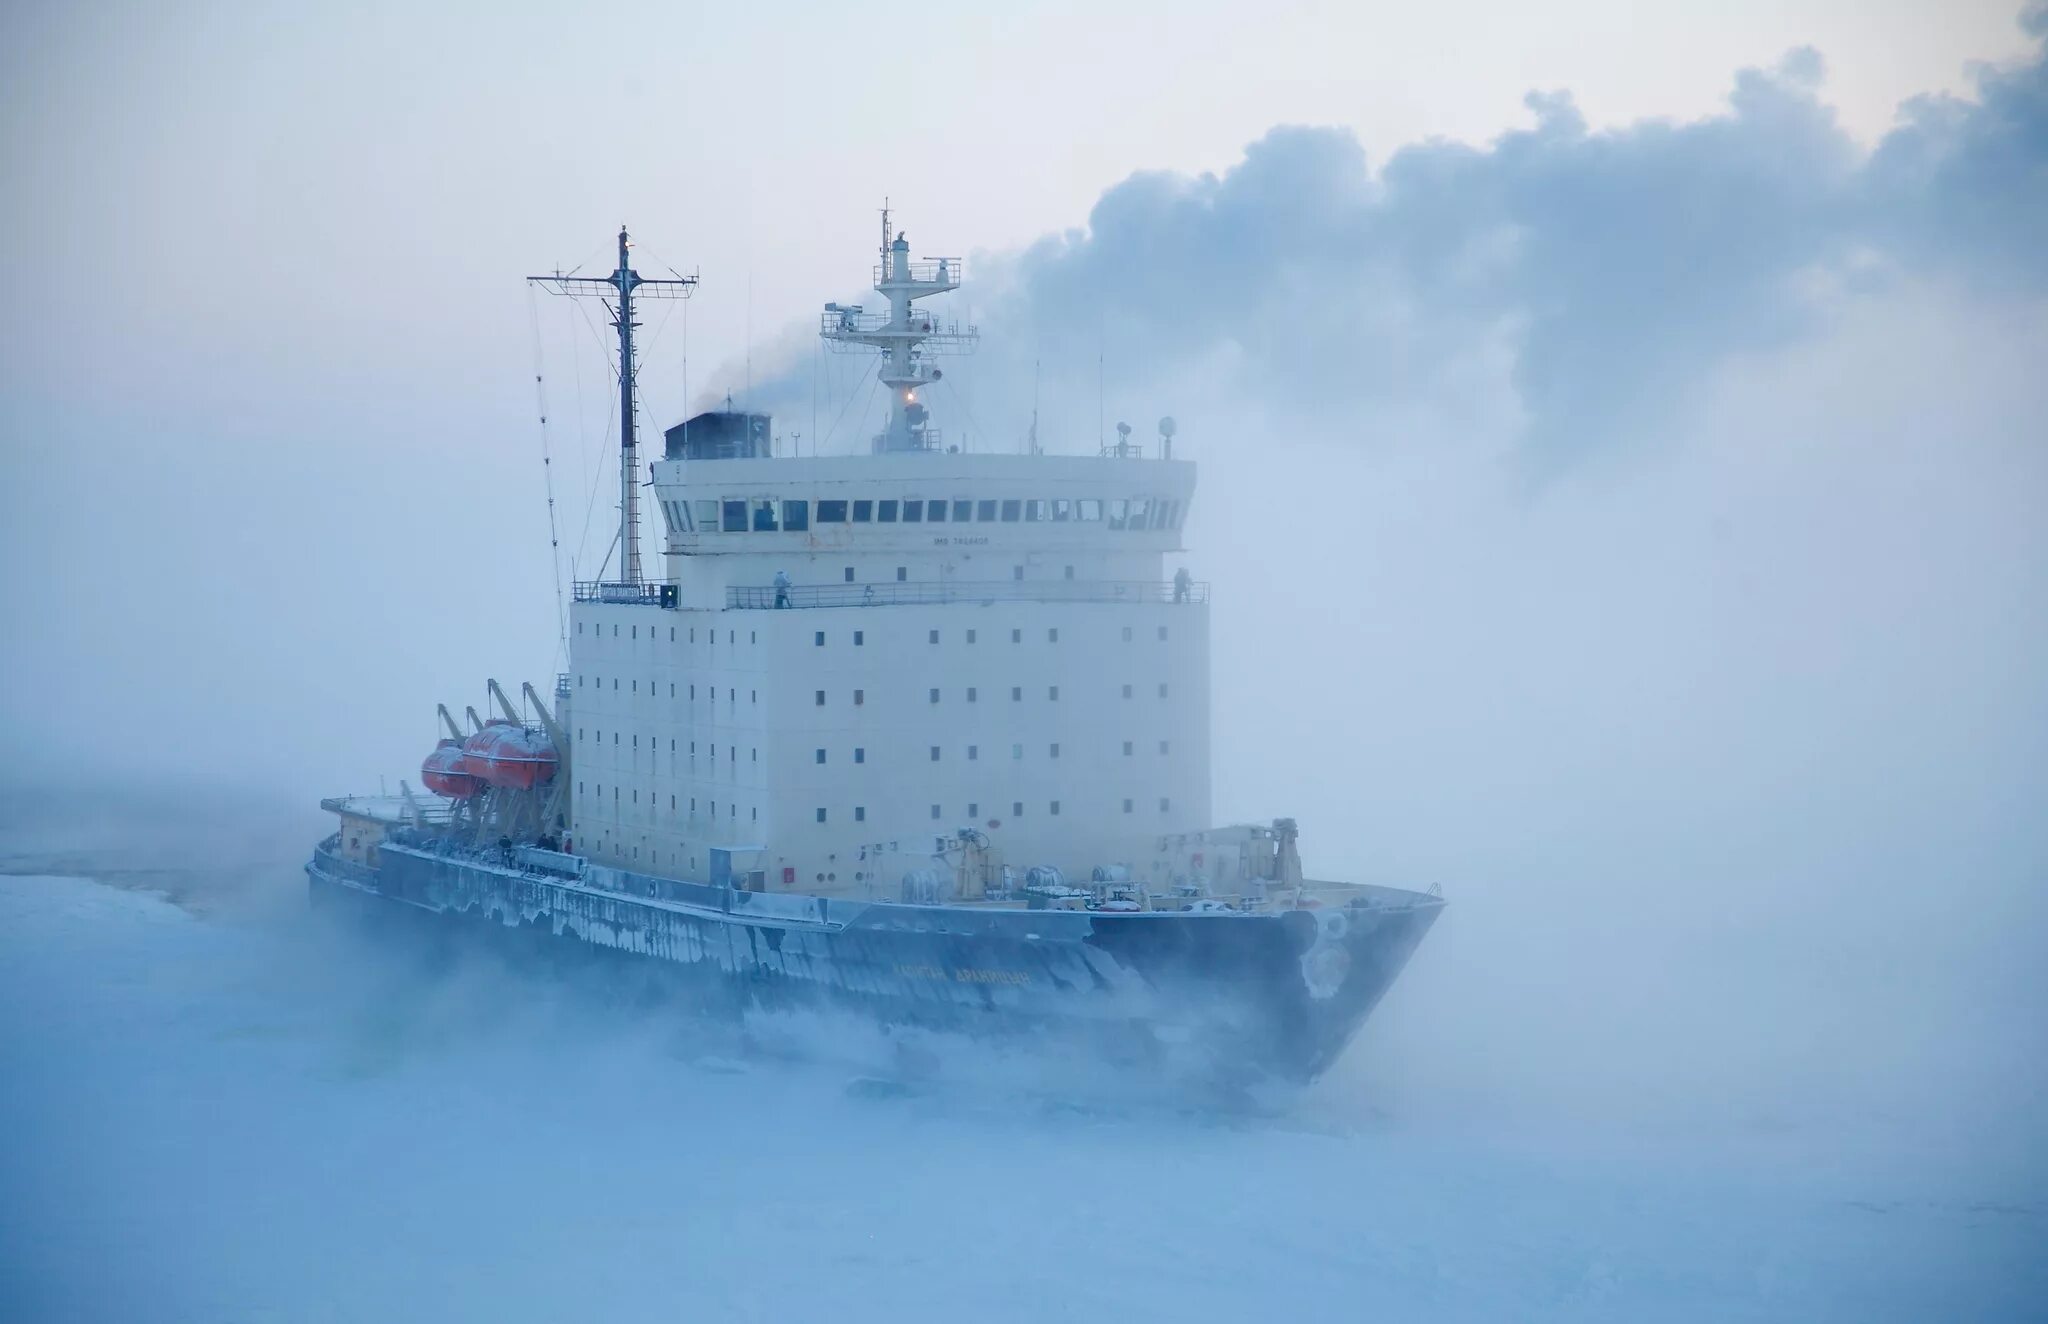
top-left (649, 451), bottom-right (1195, 610)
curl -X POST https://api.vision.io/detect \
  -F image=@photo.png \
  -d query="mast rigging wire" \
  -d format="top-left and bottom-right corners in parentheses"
top-left (526, 284), bottom-right (568, 665)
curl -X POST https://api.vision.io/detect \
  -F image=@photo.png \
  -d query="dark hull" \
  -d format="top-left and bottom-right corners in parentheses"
top-left (307, 838), bottom-right (1441, 1083)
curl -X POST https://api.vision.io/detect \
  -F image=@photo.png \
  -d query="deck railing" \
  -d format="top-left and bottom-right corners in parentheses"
top-left (726, 579), bottom-right (1208, 610)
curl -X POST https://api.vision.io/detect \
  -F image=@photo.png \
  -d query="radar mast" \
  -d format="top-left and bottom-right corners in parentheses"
top-left (820, 206), bottom-right (978, 452)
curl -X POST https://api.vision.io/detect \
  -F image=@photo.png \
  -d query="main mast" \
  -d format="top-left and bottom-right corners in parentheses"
top-left (820, 206), bottom-right (977, 452)
top-left (531, 231), bottom-right (697, 583)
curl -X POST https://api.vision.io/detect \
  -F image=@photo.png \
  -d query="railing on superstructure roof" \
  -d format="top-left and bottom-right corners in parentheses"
top-left (572, 581), bottom-right (669, 605)
top-left (726, 579), bottom-right (1209, 610)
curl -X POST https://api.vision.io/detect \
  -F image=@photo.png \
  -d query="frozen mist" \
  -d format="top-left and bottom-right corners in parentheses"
top-left (0, 799), bottom-right (2041, 1323)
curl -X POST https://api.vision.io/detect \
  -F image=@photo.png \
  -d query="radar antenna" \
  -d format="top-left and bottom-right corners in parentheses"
top-left (529, 228), bottom-right (697, 584)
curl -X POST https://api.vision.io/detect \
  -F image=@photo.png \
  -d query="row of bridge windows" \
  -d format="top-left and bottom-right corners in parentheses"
top-left (670, 495), bottom-right (1186, 534)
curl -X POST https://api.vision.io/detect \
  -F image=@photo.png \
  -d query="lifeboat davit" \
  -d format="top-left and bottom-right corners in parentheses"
top-left (459, 721), bottom-right (559, 791)
top-left (420, 738), bottom-right (481, 799)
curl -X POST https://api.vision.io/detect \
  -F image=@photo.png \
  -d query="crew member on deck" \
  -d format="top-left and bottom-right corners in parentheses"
top-left (774, 569), bottom-right (791, 608)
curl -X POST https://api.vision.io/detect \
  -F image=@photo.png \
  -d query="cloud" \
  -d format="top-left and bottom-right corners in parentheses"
top-left (739, 12), bottom-right (2047, 471)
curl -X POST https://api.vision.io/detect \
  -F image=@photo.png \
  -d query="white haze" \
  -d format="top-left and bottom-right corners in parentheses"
top-left (4, 3), bottom-right (2047, 1319)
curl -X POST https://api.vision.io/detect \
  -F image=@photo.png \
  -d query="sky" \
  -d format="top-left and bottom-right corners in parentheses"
top-left (2, 5), bottom-right (2045, 1315)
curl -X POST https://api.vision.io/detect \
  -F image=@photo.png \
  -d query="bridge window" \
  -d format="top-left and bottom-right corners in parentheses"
top-left (722, 500), bottom-right (746, 532)
top-left (1106, 499), bottom-right (1128, 529)
top-left (1024, 499), bottom-right (1044, 521)
top-left (782, 499), bottom-right (809, 531)
top-left (1078, 499), bottom-right (1102, 521)
top-left (817, 499), bottom-right (847, 523)
top-left (878, 500), bottom-right (898, 522)
top-left (752, 500), bottom-right (778, 531)
top-left (852, 500), bottom-right (873, 522)
top-left (696, 500), bottom-right (718, 529)
top-left (1052, 499), bottom-right (1072, 521)
top-left (927, 500), bottom-right (949, 522)
top-left (954, 499), bottom-right (974, 522)
top-left (976, 499), bottom-right (996, 521)
top-left (902, 500), bottom-right (923, 523)
top-left (1000, 499), bottom-right (1021, 522)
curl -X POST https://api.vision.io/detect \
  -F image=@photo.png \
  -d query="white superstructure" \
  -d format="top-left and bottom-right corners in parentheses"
top-left (565, 217), bottom-right (1210, 897)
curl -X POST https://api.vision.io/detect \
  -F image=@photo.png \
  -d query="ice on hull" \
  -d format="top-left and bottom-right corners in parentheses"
top-left (307, 836), bottom-right (1442, 1084)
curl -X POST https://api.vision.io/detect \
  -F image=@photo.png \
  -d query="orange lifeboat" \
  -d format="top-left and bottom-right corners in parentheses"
top-left (460, 722), bottom-right (559, 791)
top-left (420, 738), bottom-right (481, 799)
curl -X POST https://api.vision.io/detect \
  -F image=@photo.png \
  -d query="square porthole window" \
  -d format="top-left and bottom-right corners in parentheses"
top-left (1160, 798), bottom-right (1171, 812)
top-left (896, 567), bottom-right (907, 582)
top-left (966, 629), bottom-right (977, 644)
top-left (815, 631), bottom-right (825, 646)
top-left (1122, 798), bottom-right (1134, 814)
top-left (815, 749), bottom-right (826, 764)
top-left (968, 745), bottom-right (979, 761)
top-left (854, 806), bottom-right (866, 822)
top-left (843, 567), bottom-right (855, 582)
top-left (1048, 628), bottom-right (1059, 642)
top-left (1050, 801), bottom-right (1061, 815)
top-left (929, 688), bottom-right (940, 704)
top-left (815, 691), bottom-right (826, 706)
top-left (1159, 683), bottom-right (1169, 697)
top-left (967, 802), bottom-right (979, 818)
top-left (1011, 743), bottom-right (1023, 759)
top-left (967, 687), bottom-right (978, 702)
top-left (854, 689), bottom-right (864, 706)
top-left (854, 748), bottom-right (865, 764)
top-left (931, 805), bottom-right (942, 819)
top-left (816, 808), bottom-right (827, 823)
top-left (854, 630), bottom-right (864, 646)
top-left (930, 746), bottom-right (941, 761)
top-left (1048, 686), bottom-right (1059, 701)
top-left (1122, 626), bottom-right (1133, 642)
top-left (1050, 743), bottom-right (1060, 758)
top-left (1011, 628), bottom-right (1022, 643)
top-left (928, 629), bottom-right (939, 644)
top-left (1158, 626), bottom-right (1169, 641)
top-left (1012, 802), bottom-right (1024, 817)
top-left (1012, 565), bottom-right (1024, 580)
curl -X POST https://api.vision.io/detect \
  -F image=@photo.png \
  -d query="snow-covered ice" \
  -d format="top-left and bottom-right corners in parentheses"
top-left (0, 870), bottom-right (2038, 1323)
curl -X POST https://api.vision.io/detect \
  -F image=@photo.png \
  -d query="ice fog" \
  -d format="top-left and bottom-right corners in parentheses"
top-left (4, 5), bottom-right (2046, 1320)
